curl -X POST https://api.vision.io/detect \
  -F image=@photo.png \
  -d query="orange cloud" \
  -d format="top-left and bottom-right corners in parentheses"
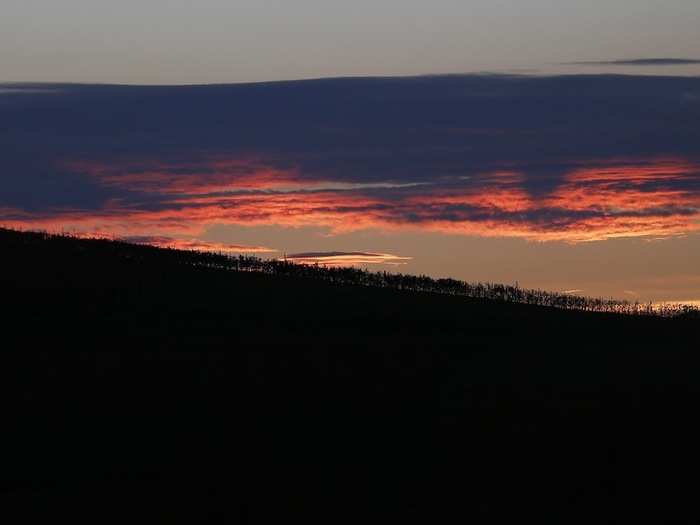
top-left (4, 157), bottom-right (700, 245)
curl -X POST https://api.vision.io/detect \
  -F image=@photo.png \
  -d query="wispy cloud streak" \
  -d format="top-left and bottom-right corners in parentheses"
top-left (284, 251), bottom-right (411, 267)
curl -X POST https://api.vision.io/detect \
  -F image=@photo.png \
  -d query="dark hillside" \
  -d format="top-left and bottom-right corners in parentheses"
top-left (1, 228), bottom-right (699, 523)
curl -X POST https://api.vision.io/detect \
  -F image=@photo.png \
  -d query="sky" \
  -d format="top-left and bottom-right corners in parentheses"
top-left (1, 1), bottom-right (700, 304)
top-left (1, 0), bottom-right (700, 83)
top-left (2, 75), bottom-right (700, 303)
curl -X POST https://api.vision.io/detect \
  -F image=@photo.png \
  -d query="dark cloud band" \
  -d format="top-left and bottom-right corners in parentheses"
top-left (570, 58), bottom-right (700, 66)
top-left (1, 74), bottom-right (700, 243)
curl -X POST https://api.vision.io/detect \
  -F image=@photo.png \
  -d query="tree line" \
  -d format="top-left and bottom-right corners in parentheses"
top-left (142, 238), bottom-right (697, 318)
top-left (5, 228), bottom-right (698, 319)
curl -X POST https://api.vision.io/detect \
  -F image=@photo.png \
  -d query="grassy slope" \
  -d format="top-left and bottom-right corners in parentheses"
top-left (1, 229), bottom-right (699, 523)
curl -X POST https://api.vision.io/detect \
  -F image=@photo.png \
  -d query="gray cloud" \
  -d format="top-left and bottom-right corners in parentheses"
top-left (570, 58), bottom-right (700, 66)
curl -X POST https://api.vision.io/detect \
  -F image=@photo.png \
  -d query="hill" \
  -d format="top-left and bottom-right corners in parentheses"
top-left (1, 228), bottom-right (699, 523)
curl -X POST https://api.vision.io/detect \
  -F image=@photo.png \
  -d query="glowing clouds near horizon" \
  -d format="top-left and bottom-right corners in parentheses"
top-left (3, 156), bottom-right (699, 245)
top-left (541, 160), bottom-right (700, 241)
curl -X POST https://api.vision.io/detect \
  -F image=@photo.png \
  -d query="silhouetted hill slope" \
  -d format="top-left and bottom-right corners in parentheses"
top-left (1, 228), bottom-right (699, 523)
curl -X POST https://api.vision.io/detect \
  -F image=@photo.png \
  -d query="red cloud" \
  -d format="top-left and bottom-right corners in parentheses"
top-left (65, 155), bottom-right (307, 194)
top-left (4, 157), bottom-right (700, 245)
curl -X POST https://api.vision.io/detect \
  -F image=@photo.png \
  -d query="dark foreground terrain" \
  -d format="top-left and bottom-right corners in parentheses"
top-left (1, 229), bottom-right (699, 523)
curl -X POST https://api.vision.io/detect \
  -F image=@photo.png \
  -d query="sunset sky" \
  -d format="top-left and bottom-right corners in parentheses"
top-left (2, 2), bottom-right (699, 303)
